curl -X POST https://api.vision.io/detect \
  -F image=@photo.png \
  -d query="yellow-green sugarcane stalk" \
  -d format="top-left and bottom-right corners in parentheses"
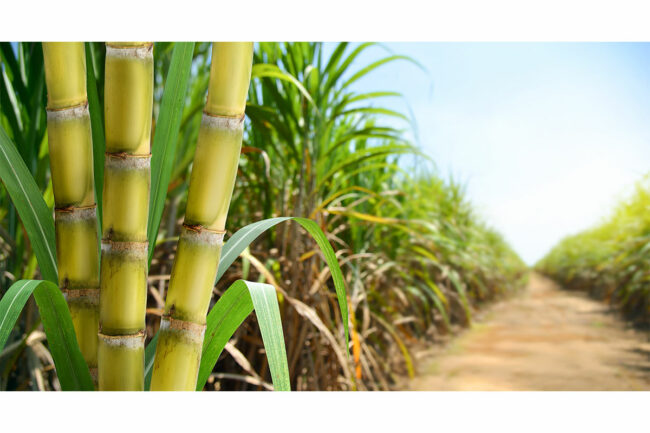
top-left (150, 42), bottom-right (253, 391)
top-left (98, 42), bottom-right (153, 390)
top-left (42, 43), bottom-right (100, 381)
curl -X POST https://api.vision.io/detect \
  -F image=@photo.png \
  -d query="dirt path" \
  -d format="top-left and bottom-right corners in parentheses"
top-left (407, 273), bottom-right (650, 390)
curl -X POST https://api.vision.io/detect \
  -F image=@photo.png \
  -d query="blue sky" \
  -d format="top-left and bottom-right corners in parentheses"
top-left (337, 43), bottom-right (650, 264)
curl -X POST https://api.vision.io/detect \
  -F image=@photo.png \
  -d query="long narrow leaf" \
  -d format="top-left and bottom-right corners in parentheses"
top-left (216, 217), bottom-right (349, 347)
top-left (0, 280), bottom-right (94, 390)
top-left (143, 332), bottom-right (159, 390)
top-left (243, 281), bottom-right (289, 390)
top-left (145, 216), bottom-right (349, 389)
top-left (196, 280), bottom-right (289, 391)
top-left (145, 279), bottom-right (290, 392)
top-left (147, 42), bottom-right (195, 263)
top-left (0, 125), bottom-right (57, 283)
top-left (85, 42), bottom-right (105, 232)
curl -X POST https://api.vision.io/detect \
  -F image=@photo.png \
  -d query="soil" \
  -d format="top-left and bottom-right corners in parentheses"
top-left (405, 273), bottom-right (650, 391)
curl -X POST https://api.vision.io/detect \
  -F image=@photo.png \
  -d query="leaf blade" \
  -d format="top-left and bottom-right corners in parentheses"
top-left (147, 42), bottom-right (195, 264)
top-left (85, 42), bottom-right (105, 232)
top-left (0, 125), bottom-right (57, 283)
top-left (245, 281), bottom-right (290, 391)
top-left (216, 217), bottom-right (349, 349)
top-left (0, 280), bottom-right (94, 391)
top-left (143, 332), bottom-right (159, 390)
top-left (195, 280), bottom-right (289, 391)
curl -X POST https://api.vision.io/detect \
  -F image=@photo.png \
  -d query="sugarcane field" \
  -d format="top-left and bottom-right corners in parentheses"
top-left (1, 36), bottom-right (650, 400)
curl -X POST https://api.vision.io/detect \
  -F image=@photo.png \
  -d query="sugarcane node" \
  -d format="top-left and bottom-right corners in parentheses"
top-left (101, 238), bottom-right (148, 257)
top-left (105, 43), bottom-right (154, 60)
top-left (160, 315), bottom-right (206, 342)
top-left (161, 314), bottom-right (206, 333)
top-left (182, 223), bottom-right (226, 234)
top-left (98, 330), bottom-right (146, 348)
top-left (54, 203), bottom-right (97, 213)
top-left (180, 223), bottom-right (226, 246)
top-left (55, 205), bottom-right (97, 223)
top-left (105, 151), bottom-right (152, 159)
top-left (63, 288), bottom-right (100, 303)
top-left (201, 111), bottom-right (246, 131)
top-left (45, 100), bottom-right (89, 114)
top-left (202, 111), bottom-right (246, 121)
top-left (106, 42), bottom-right (154, 50)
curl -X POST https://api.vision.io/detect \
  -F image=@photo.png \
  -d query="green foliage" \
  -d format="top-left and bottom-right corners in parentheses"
top-left (0, 280), bottom-right (93, 390)
top-left (538, 175), bottom-right (650, 325)
top-left (0, 124), bottom-right (57, 283)
top-left (85, 42), bottom-right (105, 232)
top-left (147, 42), bottom-right (195, 264)
top-left (199, 280), bottom-right (289, 391)
top-left (214, 217), bottom-right (349, 345)
top-left (0, 42), bottom-right (527, 391)
top-left (144, 279), bottom-right (290, 391)
top-left (144, 216), bottom-right (348, 391)
top-left (214, 42), bottom-right (526, 389)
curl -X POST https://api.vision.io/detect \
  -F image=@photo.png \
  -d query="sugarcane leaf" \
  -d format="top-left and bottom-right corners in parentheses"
top-left (85, 42), bottom-right (105, 233)
top-left (216, 217), bottom-right (291, 283)
top-left (371, 312), bottom-right (415, 379)
top-left (448, 269), bottom-right (472, 323)
top-left (0, 281), bottom-right (33, 351)
top-left (145, 279), bottom-right (290, 392)
top-left (0, 124), bottom-right (57, 283)
top-left (292, 218), bottom-right (349, 347)
top-left (147, 42), bottom-right (195, 264)
top-left (341, 55), bottom-right (416, 90)
top-left (0, 280), bottom-right (94, 391)
top-left (195, 280), bottom-right (289, 391)
top-left (322, 42), bottom-right (376, 96)
top-left (194, 282), bottom-right (251, 390)
top-left (251, 64), bottom-right (316, 109)
top-left (145, 216), bottom-right (349, 390)
top-left (216, 216), bottom-right (349, 348)
top-left (143, 332), bottom-right (159, 390)
top-left (0, 67), bottom-right (24, 145)
top-left (0, 43), bottom-right (29, 104)
top-left (243, 281), bottom-right (289, 390)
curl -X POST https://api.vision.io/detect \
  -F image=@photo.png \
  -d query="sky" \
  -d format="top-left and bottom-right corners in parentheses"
top-left (338, 43), bottom-right (650, 265)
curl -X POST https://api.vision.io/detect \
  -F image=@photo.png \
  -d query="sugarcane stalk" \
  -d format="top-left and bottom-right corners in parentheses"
top-left (42, 42), bottom-right (100, 381)
top-left (98, 42), bottom-right (153, 390)
top-left (150, 42), bottom-right (253, 391)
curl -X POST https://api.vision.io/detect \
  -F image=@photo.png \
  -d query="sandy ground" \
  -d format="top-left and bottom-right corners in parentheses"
top-left (407, 273), bottom-right (650, 391)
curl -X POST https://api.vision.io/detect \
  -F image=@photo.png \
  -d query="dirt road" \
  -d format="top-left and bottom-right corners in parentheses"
top-left (407, 273), bottom-right (650, 390)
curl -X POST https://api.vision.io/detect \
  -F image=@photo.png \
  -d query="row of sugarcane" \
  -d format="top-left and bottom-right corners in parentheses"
top-left (537, 176), bottom-right (650, 325)
top-left (42, 41), bottom-right (253, 390)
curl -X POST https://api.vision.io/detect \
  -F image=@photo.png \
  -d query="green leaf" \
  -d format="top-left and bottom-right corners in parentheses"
top-left (0, 43), bottom-right (29, 104)
top-left (0, 125), bottom-right (57, 283)
top-left (342, 55), bottom-right (415, 90)
top-left (143, 332), bottom-right (159, 391)
top-left (251, 64), bottom-right (316, 110)
top-left (85, 42), bottom-right (105, 232)
top-left (147, 42), bottom-right (195, 264)
top-left (145, 216), bottom-right (349, 390)
top-left (448, 269), bottom-right (472, 323)
top-left (0, 280), bottom-right (94, 391)
top-left (216, 217), bottom-right (349, 348)
top-left (144, 279), bottom-right (290, 392)
top-left (196, 280), bottom-right (289, 391)
top-left (241, 281), bottom-right (289, 390)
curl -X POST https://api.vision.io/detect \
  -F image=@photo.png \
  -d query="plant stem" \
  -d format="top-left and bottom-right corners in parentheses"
top-left (42, 42), bottom-right (100, 382)
top-left (98, 42), bottom-right (153, 390)
top-left (150, 42), bottom-right (253, 391)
